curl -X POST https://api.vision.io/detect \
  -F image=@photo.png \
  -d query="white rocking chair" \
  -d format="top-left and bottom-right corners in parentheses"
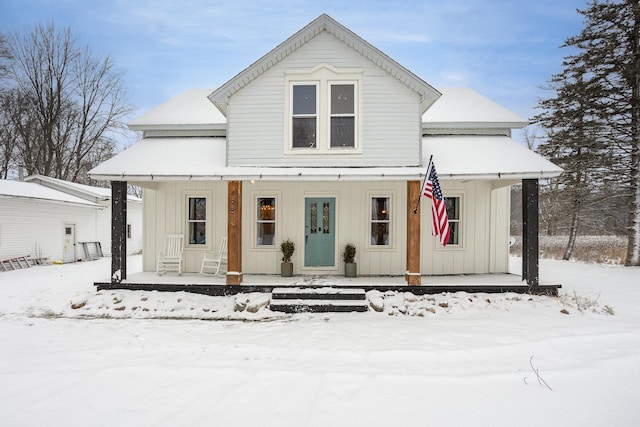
top-left (200, 236), bottom-right (227, 275)
top-left (157, 234), bottom-right (184, 275)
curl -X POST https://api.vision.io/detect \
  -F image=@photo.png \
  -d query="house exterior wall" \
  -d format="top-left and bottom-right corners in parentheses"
top-left (141, 180), bottom-right (511, 276)
top-left (226, 32), bottom-right (423, 168)
top-left (0, 197), bottom-right (100, 262)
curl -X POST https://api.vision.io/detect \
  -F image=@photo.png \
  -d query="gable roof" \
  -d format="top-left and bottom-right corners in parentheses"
top-left (0, 179), bottom-right (101, 207)
top-left (208, 14), bottom-right (441, 115)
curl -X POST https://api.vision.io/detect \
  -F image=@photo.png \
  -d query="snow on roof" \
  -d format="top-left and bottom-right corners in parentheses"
top-left (24, 175), bottom-right (142, 203)
top-left (89, 136), bottom-right (561, 182)
top-left (422, 87), bottom-right (529, 128)
top-left (424, 135), bottom-right (562, 178)
top-left (128, 89), bottom-right (226, 131)
top-left (0, 180), bottom-right (101, 207)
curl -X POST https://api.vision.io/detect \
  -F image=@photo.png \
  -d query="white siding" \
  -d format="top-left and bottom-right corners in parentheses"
top-left (0, 198), bottom-right (100, 262)
top-left (227, 32), bottom-right (423, 168)
top-left (95, 200), bottom-right (143, 256)
top-left (142, 180), bottom-right (512, 276)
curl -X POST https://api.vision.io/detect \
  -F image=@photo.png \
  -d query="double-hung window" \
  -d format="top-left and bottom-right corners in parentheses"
top-left (292, 84), bottom-right (318, 148)
top-left (445, 197), bottom-right (461, 245)
top-left (287, 65), bottom-right (361, 153)
top-left (330, 83), bottom-right (355, 148)
top-left (187, 197), bottom-right (207, 245)
top-left (370, 197), bottom-right (390, 246)
top-left (256, 197), bottom-right (276, 246)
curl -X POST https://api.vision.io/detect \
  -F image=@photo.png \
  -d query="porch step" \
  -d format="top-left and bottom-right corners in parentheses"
top-left (270, 287), bottom-right (369, 313)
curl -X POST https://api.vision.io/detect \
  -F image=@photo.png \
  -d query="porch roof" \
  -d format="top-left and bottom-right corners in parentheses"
top-left (89, 135), bottom-right (562, 183)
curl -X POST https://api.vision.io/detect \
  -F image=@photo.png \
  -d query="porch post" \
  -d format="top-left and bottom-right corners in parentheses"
top-left (226, 180), bottom-right (243, 285)
top-left (111, 181), bottom-right (127, 283)
top-left (522, 179), bottom-right (539, 288)
top-left (406, 180), bottom-right (421, 286)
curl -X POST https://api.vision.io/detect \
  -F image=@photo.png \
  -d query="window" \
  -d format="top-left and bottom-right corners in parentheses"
top-left (187, 197), bottom-right (207, 245)
top-left (127, 224), bottom-right (132, 239)
top-left (292, 84), bottom-right (317, 148)
top-left (257, 197), bottom-right (276, 246)
top-left (370, 197), bottom-right (390, 246)
top-left (330, 83), bottom-right (355, 148)
top-left (286, 65), bottom-right (361, 153)
top-left (445, 197), bottom-right (461, 245)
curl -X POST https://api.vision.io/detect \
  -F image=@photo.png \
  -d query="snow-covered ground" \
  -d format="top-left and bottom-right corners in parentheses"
top-left (1, 256), bottom-right (638, 426)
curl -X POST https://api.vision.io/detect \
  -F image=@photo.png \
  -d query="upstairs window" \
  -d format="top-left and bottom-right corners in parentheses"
top-left (330, 83), bottom-right (355, 148)
top-left (286, 65), bottom-right (362, 153)
top-left (292, 84), bottom-right (317, 149)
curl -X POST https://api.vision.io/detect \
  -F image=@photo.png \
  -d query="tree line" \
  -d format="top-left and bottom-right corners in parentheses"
top-left (531, 0), bottom-right (640, 266)
top-left (0, 23), bottom-right (132, 184)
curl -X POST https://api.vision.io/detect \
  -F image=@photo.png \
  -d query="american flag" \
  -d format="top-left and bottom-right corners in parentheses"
top-left (421, 160), bottom-right (450, 246)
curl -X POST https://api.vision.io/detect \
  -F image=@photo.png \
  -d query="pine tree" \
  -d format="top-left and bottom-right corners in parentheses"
top-left (534, 0), bottom-right (640, 266)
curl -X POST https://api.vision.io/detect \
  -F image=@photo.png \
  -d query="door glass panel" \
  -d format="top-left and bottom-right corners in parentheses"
top-left (310, 202), bottom-right (317, 233)
top-left (323, 202), bottom-right (330, 233)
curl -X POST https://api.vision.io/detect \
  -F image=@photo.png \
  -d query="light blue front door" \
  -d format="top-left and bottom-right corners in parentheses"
top-left (304, 198), bottom-right (335, 266)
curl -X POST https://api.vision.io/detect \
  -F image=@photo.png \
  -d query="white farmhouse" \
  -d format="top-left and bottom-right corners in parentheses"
top-left (90, 15), bottom-right (561, 288)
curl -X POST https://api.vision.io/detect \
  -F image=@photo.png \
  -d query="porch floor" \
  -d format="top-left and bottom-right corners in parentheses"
top-left (95, 272), bottom-right (561, 296)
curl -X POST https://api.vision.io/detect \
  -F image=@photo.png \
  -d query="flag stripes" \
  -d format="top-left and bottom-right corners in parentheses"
top-left (421, 160), bottom-right (450, 246)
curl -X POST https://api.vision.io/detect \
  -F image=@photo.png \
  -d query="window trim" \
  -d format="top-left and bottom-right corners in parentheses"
top-left (433, 192), bottom-right (465, 250)
top-left (365, 191), bottom-right (396, 250)
top-left (256, 196), bottom-right (277, 247)
top-left (184, 192), bottom-right (212, 249)
top-left (285, 64), bottom-right (363, 154)
top-left (251, 191), bottom-right (281, 250)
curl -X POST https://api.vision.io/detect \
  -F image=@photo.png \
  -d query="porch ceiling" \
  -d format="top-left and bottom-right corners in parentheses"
top-left (89, 136), bottom-right (562, 183)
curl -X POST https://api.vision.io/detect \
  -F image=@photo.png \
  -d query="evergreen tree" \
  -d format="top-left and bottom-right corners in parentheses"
top-left (534, 0), bottom-right (640, 266)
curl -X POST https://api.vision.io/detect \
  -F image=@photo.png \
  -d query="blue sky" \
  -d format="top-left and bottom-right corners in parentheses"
top-left (2, 0), bottom-right (588, 145)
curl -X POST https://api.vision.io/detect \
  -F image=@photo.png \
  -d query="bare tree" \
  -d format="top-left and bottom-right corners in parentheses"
top-left (1, 23), bottom-right (132, 183)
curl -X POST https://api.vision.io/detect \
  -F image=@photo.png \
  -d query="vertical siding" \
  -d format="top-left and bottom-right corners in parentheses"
top-left (0, 198), bottom-right (99, 262)
top-left (227, 32), bottom-right (422, 168)
top-left (142, 180), bottom-right (512, 276)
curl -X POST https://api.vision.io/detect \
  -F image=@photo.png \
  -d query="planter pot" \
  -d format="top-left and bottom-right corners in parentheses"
top-left (345, 262), bottom-right (357, 278)
top-left (281, 262), bottom-right (293, 277)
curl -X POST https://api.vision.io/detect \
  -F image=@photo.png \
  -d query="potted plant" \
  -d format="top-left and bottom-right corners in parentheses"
top-left (343, 243), bottom-right (357, 277)
top-left (280, 239), bottom-right (295, 277)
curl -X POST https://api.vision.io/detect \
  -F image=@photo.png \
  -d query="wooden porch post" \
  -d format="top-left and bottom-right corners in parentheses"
top-left (522, 179), bottom-right (539, 288)
top-left (406, 180), bottom-right (421, 286)
top-left (111, 181), bottom-right (127, 283)
top-left (226, 180), bottom-right (243, 285)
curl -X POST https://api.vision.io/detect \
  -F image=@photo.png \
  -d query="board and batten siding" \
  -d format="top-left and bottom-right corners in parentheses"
top-left (0, 198), bottom-right (100, 262)
top-left (226, 32), bottom-right (423, 168)
top-left (141, 180), bottom-right (511, 276)
top-left (142, 182), bottom-right (227, 273)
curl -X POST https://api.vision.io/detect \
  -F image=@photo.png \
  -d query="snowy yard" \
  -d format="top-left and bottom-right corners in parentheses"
top-left (1, 256), bottom-right (639, 426)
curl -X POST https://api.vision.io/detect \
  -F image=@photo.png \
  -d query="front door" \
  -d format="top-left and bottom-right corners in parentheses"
top-left (63, 224), bottom-right (75, 263)
top-left (304, 197), bottom-right (335, 267)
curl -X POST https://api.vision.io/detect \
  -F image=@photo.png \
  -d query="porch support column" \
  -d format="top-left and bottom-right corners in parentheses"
top-left (226, 180), bottom-right (243, 285)
top-left (111, 181), bottom-right (127, 283)
top-left (522, 179), bottom-right (539, 288)
top-left (406, 180), bottom-right (421, 286)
